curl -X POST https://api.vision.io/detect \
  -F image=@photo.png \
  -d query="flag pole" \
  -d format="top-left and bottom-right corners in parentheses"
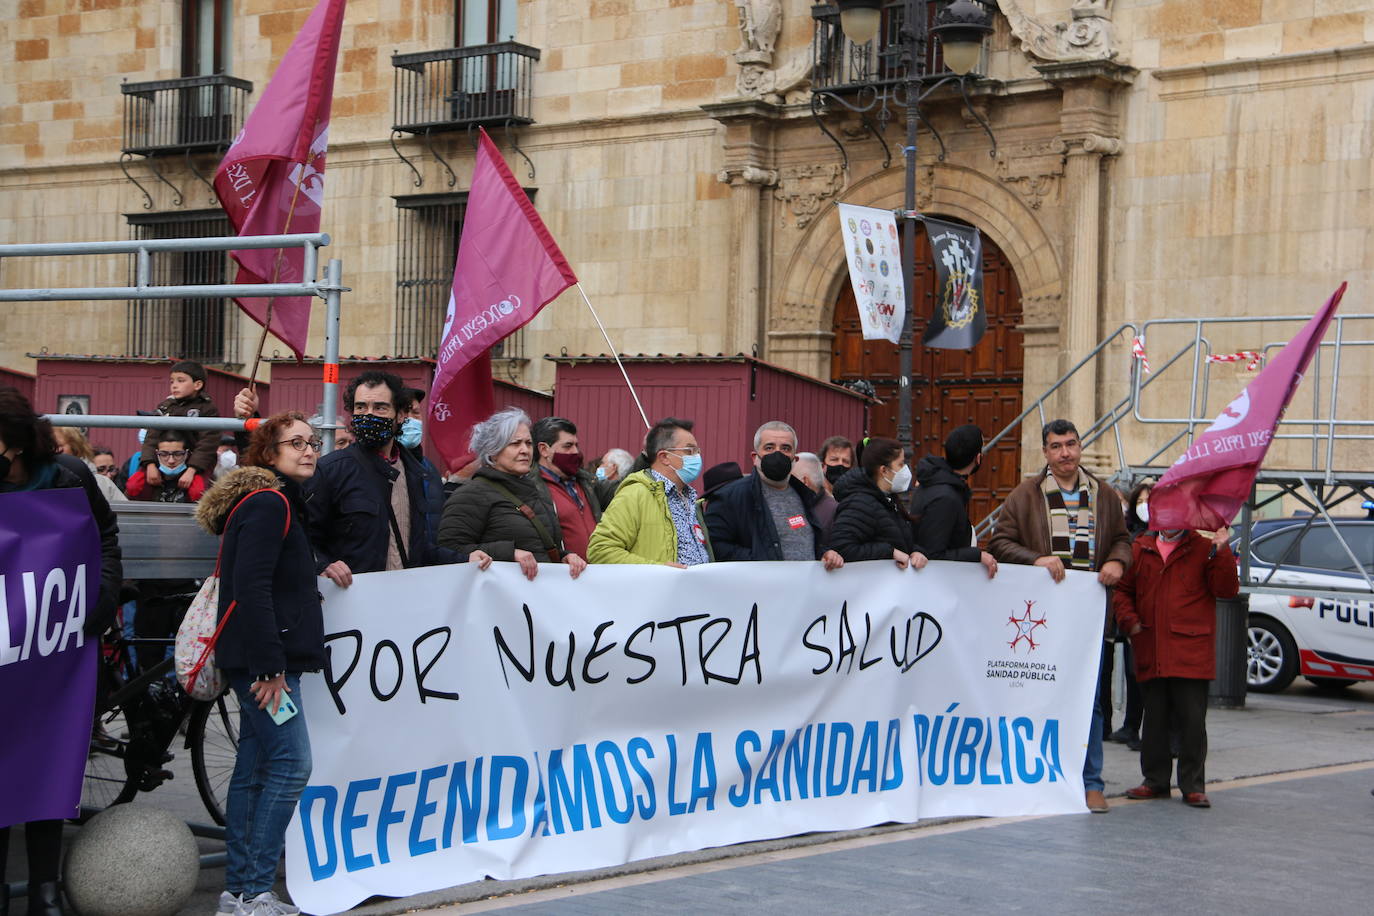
top-left (246, 167), bottom-right (309, 390)
top-left (575, 283), bottom-right (650, 430)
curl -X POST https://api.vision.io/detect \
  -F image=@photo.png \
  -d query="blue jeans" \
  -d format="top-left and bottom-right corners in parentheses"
top-left (1084, 653), bottom-right (1105, 793)
top-left (225, 674), bottom-right (312, 897)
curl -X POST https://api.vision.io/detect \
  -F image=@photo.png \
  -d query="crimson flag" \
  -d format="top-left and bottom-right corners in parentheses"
top-left (1150, 283), bottom-right (1347, 531)
top-left (429, 128), bottom-right (577, 471)
top-left (212, 0), bottom-right (346, 360)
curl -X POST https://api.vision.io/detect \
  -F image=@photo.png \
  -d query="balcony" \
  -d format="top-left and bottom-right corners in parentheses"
top-left (121, 74), bottom-right (253, 157)
top-left (392, 42), bottom-right (540, 134)
top-left (811, 1), bottom-right (977, 95)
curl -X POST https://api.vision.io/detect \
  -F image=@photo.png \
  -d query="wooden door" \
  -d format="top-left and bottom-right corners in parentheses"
top-left (830, 224), bottom-right (1025, 525)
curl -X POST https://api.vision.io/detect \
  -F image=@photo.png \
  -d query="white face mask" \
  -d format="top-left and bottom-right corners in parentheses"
top-left (1136, 503), bottom-right (1149, 523)
top-left (218, 450), bottom-right (238, 471)
top-left (888, 464), bottom-right (912, 494)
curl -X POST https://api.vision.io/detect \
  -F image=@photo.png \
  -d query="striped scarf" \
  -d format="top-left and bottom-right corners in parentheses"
top-left (1041, 472), bottom-right (1095, 570)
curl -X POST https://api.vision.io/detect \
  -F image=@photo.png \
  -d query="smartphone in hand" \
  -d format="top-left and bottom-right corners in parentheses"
top-left (269, 693), bottom-right (299, 726)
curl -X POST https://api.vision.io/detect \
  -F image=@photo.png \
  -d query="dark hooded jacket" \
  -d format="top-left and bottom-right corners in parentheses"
top-left (828, 466), bottom-right (920, 562)
top-left (303, 443), bottom-right (464, 574)
top-left (1, 454), bottom-right (124, 636)
top-left (196, 465), bottom-right (324, 677)
top-left (910, 455), bottom-right (981, 563)
top-left (138, 391), bottom-right (221, 476)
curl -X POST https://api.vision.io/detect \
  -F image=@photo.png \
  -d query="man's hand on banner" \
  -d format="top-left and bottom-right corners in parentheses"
top-left (514, 549), bottom-right (540, 581)
top-left (564, 553), bottom-right (587, 579)
top-left (322, 560), bottom-right (353, 588)
top-left (664, 562), bottom-right (687, 569)
top-left (821, 550), bottom-right (844, 571)
top-left (470, 550), bottom-right (493, 570)
top-left (892, 549), bottom-right (911, 569)
top-left (1098, 559), bottom-right (1124, 587)
top-left (250, 674), bottom-right (289, 713)
top-left (980, 551), bottom-right (998, 579)
top-left (1035, 555), bottom-right (1066, 583)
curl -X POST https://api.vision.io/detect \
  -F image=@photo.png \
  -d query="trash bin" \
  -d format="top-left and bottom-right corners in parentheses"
top-left (1209, 594), bottom-right (1249, 708)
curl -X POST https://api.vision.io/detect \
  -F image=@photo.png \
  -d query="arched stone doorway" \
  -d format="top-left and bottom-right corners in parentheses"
top-left (830, 223), bottom-right (1024, 522)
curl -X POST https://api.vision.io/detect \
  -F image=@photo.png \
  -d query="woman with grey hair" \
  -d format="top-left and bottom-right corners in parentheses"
top-left (437, 407), bottom-right (588, 581)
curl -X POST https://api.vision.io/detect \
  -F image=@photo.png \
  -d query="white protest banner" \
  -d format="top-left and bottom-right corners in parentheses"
top-left (285, 560), bottom-right (1101, 914)
top-left (837, 202), bottom-right (906, 343)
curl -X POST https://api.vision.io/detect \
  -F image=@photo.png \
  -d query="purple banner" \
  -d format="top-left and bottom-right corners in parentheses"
top-left (0, 488), bottom-right (101, 828)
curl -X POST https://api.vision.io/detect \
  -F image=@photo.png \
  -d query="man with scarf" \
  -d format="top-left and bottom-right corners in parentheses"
top-left (528, 416), bottom-right (603, 559)
top-left (705, 420), bottom-right (843, 569)
top-left (989, 418), bottom-right (1132, 814)
top-left (304, 370), bottom-right (476, 587)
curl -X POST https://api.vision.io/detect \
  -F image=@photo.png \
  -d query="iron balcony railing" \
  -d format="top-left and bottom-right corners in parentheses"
top-left (392, 42), bottom-right (540, 134)
top-left (121, 74), bottom-right (253, 156)
top-left (811, 1), bottom-right (986, 94)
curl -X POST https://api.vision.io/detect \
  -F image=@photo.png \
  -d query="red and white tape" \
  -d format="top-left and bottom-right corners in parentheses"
top-left (1207, 351), bottom-right (1262, 370)
top-left (1131, 336), bottom-right (1150, 374)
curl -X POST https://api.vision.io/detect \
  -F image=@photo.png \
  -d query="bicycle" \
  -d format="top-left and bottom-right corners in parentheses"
top-left (82, 633), bottom-right (238, 826)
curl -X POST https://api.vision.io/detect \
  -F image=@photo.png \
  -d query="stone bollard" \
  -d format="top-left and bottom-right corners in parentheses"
top-left (63, 805), bottom-right (199, 916)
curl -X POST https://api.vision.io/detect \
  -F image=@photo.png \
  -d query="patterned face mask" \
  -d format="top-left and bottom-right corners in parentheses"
top-left (351, 412), bottom-right (397, 450)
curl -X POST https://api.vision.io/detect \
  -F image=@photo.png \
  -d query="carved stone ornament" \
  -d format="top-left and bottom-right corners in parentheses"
top-left (998, 0), bottom-right (1121, 64)
top-left (913, 164), bottom-right (936, 212)
top-left (995, 138), bottom-right (1068, 209)
top-left (717, 165), bottom-right (780, 187)
top-left (732, 0), bottom-right (812, 102)
top-left (775, 163), bottom-right (845, 229)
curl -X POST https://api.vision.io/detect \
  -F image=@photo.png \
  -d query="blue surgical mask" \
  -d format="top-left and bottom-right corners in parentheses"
top-left (398, 417), bottom-right (423, 449)
top-left (595, 466), bottom-right (608, 481)
top-left (158, 463), bottom-right (186, 477)
top-left (677, 453), bottom-right (703, 485)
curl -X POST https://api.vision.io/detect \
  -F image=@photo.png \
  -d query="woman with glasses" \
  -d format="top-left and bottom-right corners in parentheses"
top-left (439, 407), bottom-right (588, 581)
top-left (194, 411), bottom-right (325, 916)
top-left (125, 430), bottom-right (208, 503)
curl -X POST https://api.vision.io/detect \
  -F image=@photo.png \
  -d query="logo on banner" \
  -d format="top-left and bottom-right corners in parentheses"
top-left (432, 401), bottom-right (452, 422)
top-left (286, 125), bottom-right (330, 212)
top-left (1007, 601), bottom-right (1047, 652)
top-left (1209, 389), bottom-right (1250, 432)
top-left (938, 233), bottom-right (980, 329)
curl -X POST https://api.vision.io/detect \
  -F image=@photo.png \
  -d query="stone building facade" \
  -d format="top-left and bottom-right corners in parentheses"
top-left (2, 0), bottom-right (1371, 475)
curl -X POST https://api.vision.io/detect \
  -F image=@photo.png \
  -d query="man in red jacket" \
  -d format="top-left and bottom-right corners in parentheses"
top-left (1114, 525), bottom-right (1240, 808)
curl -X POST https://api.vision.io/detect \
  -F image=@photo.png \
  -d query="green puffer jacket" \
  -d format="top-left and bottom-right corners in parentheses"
top-left (437, 467), bottom-right (565, 562)
top-left (586, 470), bottom-right (714, 565)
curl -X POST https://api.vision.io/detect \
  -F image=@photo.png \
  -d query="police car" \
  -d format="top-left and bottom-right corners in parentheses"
top-left (1242, 515), bottom-right (1374, 692)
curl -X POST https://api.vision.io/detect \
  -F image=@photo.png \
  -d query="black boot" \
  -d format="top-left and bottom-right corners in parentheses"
top-left (26, 881), bottom-right (62, 916)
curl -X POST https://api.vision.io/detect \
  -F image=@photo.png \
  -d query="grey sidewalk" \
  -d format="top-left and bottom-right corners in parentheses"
top-left (7, 683), bottom-right (1371, 914)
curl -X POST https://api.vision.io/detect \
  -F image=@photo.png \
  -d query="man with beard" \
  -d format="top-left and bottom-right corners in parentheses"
top-left (304, 370), bottom-right (480, 587)
top-left (528, 416), bottom-right (603, 560)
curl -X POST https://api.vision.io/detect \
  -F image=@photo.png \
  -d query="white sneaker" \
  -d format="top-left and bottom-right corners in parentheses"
top-left (217, 892), bottom-right (243, 915)
top-left (234, 891), bottom-right (301, 916)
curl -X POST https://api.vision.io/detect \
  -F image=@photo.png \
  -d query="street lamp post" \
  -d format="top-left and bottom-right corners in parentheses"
top-left (812, 0), bottom-right (997, 450)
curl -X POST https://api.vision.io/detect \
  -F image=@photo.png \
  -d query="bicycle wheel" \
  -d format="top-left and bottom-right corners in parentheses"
top-left (82, 711), bottom-right (139, 815)
top-left (189, 690), bottom-right (240, 826)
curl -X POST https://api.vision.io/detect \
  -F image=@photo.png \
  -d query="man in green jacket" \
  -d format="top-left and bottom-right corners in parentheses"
top-left (587, 417), bottom-right (714, 566)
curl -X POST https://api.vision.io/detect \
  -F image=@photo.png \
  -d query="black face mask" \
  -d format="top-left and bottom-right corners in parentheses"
top-left (825, 464), bottom-right (847, 486)
top-left (760, 452), bottom-right (794, 483)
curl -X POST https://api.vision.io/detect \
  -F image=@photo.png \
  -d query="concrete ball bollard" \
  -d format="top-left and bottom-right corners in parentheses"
top-left (63, 805), bottom-right (200, 916)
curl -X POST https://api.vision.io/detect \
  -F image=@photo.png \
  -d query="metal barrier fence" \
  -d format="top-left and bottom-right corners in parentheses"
top-left (0, 233), bottom-right (346, 450)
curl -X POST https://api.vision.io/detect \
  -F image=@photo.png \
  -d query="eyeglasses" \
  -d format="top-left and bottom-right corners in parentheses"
top-left (93, 465), bottom-right (118, 475)
top-left (154, 450), bottom-right (187, 460)
top-left (277, 437), bottom-right (324, 453)
top-left (662, 446), bottom-right (701, 456)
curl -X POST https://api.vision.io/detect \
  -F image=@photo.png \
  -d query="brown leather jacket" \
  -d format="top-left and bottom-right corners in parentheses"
top-left (988, 465), bottom-right (1134, 572)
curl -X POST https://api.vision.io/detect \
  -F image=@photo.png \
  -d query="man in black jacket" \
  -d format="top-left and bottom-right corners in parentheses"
top-left (705, 420), bottom-right (842, 569)
top-left (911, 424), bottom-right (998, 578)
top-left (304, 370), bottom-right (482, 586)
